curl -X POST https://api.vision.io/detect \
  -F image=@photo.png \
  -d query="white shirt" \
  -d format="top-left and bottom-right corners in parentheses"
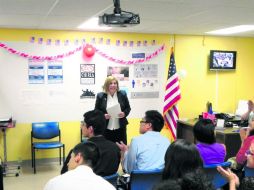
top-left (107, 93), bottom-right (120, 130)
top-left (44, 165), bottom-right (115, 190)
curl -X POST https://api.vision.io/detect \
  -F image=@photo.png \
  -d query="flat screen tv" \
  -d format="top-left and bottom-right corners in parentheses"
top-left (209, 50), bottom-right (237, 70)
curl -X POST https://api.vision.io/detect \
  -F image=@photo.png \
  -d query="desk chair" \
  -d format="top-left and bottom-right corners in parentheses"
top-left (244, 166), bottom-right (254, 177)
top-left (129, 169), bottom-right (163, 190)
top-left (103, 173), bottom-right (119, 188)
top-left (31, 122), bottom-right (65, 174)
top-left (203, 161), bottom-right (231, 189)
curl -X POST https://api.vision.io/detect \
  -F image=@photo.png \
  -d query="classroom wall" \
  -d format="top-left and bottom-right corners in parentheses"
top-left (175, 35), bottom-right (254, 119)
top-left (0, 29), bottom-right (254, 161)
top-left (0, 29), bottom-right (172, 161)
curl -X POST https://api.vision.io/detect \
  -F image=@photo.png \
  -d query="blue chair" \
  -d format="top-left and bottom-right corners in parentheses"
top-left (129, 169), bottom-right (163, 190)
top-left (244, 166), bottom-right (254, 177)
top-left (31, 122), bottom-right (65, 174)
top-left (203, 161), bottom-right (231, 189)
top-left (103, 173), bottom-right (119, 187)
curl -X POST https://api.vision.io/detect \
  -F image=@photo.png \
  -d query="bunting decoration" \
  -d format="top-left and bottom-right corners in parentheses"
top-left (0, 42), bottom-right (165, 64)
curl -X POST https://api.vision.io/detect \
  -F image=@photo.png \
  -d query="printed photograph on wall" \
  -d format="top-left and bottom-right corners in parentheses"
top-left (107, 66), bottom-right (129, 81)
top-left (80, 64), bottom-right (95, 84)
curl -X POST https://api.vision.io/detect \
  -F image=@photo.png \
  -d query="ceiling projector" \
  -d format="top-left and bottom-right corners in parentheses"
top-left (99, 0), bottom-right (140, 27)
top-left (99, 13), bottom-right (140, 27)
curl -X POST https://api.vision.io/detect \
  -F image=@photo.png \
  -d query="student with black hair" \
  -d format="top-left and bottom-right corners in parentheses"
top-left (117, 110), bottom-right (170, 173)
top-left (162, 139), bottom-right (203, 180)
top-left (154, 169), bottom-right (214, 190)
top-left (61, 109), bottom-right (120, 177)
top-left (44, 142), bottom-right (115, 190)
top-left (236, 119), bottom-right (254, 166)
top-left (239, 176), bottom-right (254, 190)
top-left (193, 118), bottom-right (226, 165)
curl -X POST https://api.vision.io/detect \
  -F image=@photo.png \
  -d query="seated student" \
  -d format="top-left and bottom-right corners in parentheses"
top-left (162, 139), bottom-right (203, 180)
top-left (236, 121), bottom-right (254, 166)
top-left (245, 139), bottom-right (254, 168)
top-left (116, 110), bottom-right (170, 173)
top-left (61, 109), bottom-right (120, 177)
top-left (193, 118), bottom-right (226, 165)
top-left (44, 142), bottom-right (115, 190)
top-left (154, 169), bottom-right (214, 190)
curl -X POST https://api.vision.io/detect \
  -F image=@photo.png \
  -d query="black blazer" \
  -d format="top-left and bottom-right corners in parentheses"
top-left (95, 90), bottom-right (131, 128)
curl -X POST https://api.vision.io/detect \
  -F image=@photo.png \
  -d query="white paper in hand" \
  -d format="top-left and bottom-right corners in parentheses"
top-left (107, 103), bottom-right (121, 118)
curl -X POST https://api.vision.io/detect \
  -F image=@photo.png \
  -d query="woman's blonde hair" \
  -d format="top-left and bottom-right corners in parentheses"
top-left (103, 76), bottom-right (119, 93)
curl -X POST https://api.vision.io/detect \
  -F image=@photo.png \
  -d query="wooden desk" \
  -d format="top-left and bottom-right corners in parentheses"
top-left (177, 119), bottom-right (241, 160)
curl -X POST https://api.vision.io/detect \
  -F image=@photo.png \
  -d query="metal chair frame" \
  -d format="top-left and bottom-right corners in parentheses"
top-left (31, 122), bottom-right (65, 174)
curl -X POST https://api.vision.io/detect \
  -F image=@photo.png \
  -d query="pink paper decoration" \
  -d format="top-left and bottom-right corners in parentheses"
top-left (0, 42), bottom-right (165, 64)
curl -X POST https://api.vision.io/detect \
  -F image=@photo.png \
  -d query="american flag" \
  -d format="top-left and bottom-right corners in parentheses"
top-left (163, 48), bottom-right (181, 140)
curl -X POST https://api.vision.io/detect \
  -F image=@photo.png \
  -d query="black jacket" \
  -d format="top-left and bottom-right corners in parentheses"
top-left (95, 90), bottom-right (131, 128)
top-left (61, 136), bottom-right (121, 176)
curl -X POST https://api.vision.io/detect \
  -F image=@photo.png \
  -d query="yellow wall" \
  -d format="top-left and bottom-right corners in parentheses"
top-left (175, 35), bottom-right (254, 119)
top-left (0, 29), bottom-right (254, 161)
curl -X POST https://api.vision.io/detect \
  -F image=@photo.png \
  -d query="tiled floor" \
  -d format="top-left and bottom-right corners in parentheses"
top-left (4, 162), bottom-right (61, 190)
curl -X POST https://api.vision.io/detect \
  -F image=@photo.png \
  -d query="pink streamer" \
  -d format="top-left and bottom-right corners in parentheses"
top-left (0, 42), bottom-right (165, 64)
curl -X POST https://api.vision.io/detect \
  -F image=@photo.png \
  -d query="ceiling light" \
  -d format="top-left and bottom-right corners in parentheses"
top-left (78, 17), bottom-right (112, 30)
top-left (206, 25), bottom-right (254, 35)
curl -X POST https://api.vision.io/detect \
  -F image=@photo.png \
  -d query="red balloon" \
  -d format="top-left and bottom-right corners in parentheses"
top-left (83, 44), bottom-right (95, 57)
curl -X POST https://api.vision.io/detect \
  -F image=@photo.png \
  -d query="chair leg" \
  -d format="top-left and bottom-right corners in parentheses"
top-left (59, 147), bottom-right (61, 165)
top-left (63, 145), bottom-right (65, 163)
top-left (32, 147), bottom-right (34, 168)
top-left (31, 146), bottom-right (33, 168)
top-left (33, 148), bottom-right (36, 174)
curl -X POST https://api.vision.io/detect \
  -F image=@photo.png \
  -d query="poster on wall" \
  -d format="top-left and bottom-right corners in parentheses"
top-left (47, 60), bottom-right (63, 84)
top-left (28, 59), bottom-right (45, 84)
top-left (134, 64), bottom-right (158, 78)
top-left (131, 64), bottom-right (159, 98)
top-left (80, 64), bottom-right (95, 84)
top-left (107, 66), bottom-right (129, 81)
top-left (80, 88), bottom-right (96, 99)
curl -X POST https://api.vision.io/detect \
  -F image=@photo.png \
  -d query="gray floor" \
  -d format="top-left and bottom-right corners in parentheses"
top-left (4, 162), bottom-right (61, 190)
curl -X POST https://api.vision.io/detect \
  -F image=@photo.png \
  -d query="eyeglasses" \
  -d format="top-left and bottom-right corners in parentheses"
top-left (140, 120), bottom-right (150, 124)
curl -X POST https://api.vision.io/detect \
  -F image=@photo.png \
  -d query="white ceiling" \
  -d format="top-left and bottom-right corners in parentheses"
top-left (1, 0), bottom-right (254, 37)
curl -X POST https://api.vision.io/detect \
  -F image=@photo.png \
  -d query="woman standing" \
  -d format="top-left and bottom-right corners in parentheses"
top-left (95, 76), bottom-right (131, 144)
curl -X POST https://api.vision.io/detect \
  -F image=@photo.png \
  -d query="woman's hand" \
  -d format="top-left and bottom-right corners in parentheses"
top-left (118, 112), bottom-right (125, 118)
top-left (105, 114), bottom-right (111, 120)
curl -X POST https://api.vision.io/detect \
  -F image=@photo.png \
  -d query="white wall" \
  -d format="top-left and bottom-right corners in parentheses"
top-left (0, 41), bottom-right (166, 122)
